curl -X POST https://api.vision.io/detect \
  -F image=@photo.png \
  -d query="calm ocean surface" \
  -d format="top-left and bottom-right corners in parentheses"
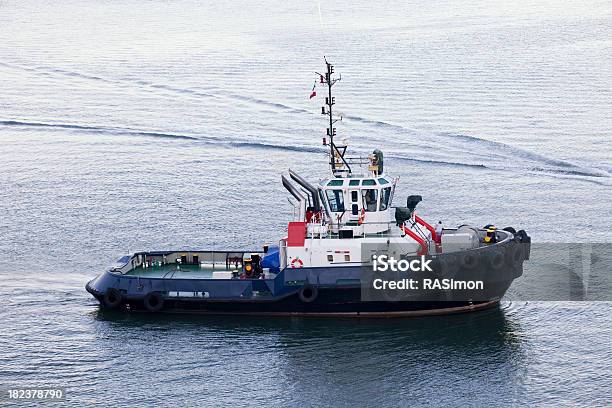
top-left (1, 0), bottom-right (611, 406)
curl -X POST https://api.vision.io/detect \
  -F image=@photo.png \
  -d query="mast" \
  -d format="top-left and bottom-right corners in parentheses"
top-left (318, 59), bottom-right (351, 176)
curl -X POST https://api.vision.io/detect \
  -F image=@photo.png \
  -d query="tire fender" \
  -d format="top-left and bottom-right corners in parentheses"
top-left (298, 285), bottom-right (318, 303)
top-left (487, 250), bottom-right (505, 271)
top-left (144, 292), bottom-right (164, 312)
top-left (103, 288), bottom-right (123, 309)
top-left (438, 254), bottom-right (459, 278)
top-left (459, 252), bottom-right (480, 271)
top-left (505, 243), bottom-right (524, 267)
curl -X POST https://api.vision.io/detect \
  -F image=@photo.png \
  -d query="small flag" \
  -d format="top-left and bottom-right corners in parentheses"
top-left (309, 82), bottom-right (317, 99)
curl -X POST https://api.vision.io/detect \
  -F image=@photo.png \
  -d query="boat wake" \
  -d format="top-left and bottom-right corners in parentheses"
top-left (0, 119), bottom-right (322, 154)
top-left (440, 132), bottom-right (609, 178)
top-left (0, 120), bottom-right (200, 141)
top-left (339, 113), bottom-right (609, 181)
top-left (1, 60), bottom-right (609, 184)
top-left (6, 116), bottom-right (607, 186)
top-left (0, 61), bottom-right (306, 114)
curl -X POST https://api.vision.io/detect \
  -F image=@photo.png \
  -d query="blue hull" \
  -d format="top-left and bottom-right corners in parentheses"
top-left (86, 237), bottom-right (527, 316)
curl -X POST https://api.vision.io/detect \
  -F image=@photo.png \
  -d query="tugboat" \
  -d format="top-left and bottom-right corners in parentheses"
top-left (86, 60), bottom-right (531, 316)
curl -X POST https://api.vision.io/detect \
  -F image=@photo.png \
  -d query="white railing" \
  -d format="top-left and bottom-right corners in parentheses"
top-left (306, 220), bottom-right (397, 239)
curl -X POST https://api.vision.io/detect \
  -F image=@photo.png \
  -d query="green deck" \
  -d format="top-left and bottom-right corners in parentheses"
top-left (125, 264), bottom-right (236, 279)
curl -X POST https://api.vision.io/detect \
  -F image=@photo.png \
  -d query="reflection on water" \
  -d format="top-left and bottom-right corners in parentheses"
top-left (2, 274), bottom-right (610, 406)
top-left (93, 304), bottom-right (521, 351)
top-left (89, 305), bottom-right (526, 405)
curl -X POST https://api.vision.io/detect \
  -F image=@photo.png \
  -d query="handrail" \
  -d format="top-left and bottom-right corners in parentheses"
top-left (313, 220), bottom-right (396, 228)
top-left (414, 215), bottom-right (437, 242)
top-left (305, 219), bottom-right (433, 252)
top-left (399, 225), bottom-right (428, 255)
top-left (306, 220), bottom-right (399, 240)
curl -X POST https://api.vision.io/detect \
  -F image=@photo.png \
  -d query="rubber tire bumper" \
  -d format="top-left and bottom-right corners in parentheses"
top-left (103, 288), bottom-right (123, 309)
top-left (298, 285), bottom-right (319, 303)
top-left (505, 243), bottom-right (525, 267)
top-left (487, 249), bottom-right (506, 270)
top-left (144, 292), bottom-right (165, 312)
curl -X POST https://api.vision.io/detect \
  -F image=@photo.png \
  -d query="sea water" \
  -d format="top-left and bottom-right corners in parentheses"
top-left (0, 0), bottom-right (611, 405)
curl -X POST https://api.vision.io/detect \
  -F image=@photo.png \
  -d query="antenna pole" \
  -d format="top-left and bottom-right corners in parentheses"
top-left (319, 59), bottom-right (350, 176)
top-left (326, 61), bottom-right (335, 173)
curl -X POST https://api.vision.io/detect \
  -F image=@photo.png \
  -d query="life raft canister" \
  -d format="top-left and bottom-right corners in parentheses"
top-left (291, 257), bottom-right (304, 268)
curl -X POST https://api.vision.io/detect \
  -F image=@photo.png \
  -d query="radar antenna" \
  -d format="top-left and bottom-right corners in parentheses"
top-left (317, 59), bottom-right (351, 176)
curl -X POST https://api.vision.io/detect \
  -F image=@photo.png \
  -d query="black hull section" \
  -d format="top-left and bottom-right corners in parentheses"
top-left (90, 286), bottom-right (502, 317)
top-left (86, 230), bottom-right (529, 317)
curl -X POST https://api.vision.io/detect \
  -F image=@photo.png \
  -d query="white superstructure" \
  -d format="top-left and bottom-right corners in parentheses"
top-left (278, 60), bottom-right (474, 270)
top-left (281, 164), bottom-right (433, 270)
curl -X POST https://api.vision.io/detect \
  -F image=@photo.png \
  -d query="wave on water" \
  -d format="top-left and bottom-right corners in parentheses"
top-left (342, 114), bottom-right (609, 179)
top-left (387, 154), bottom-right (488, 170)
top-left (341, 114), bottom-right (412, 132)
top-left (215, 91), bottom-right (309, 115)
top-left (3, 118), bottom-right (610, 185)
top-left (228, 141), bottom-right (322, 154)
top-left (0, 120), bottom-right (200, 141)
top-left (1, 61), bottom-right (608, 183)
top-left (439, 133), bottom-right (611, 182)
top-left (340, 112), bottom-right (610, 181)
top-left (439, 132), bottom-right (610, 177)
top-left (0, 119), bottom-right (325, 155)
top-left (1, 61), bottom-right (305, 114)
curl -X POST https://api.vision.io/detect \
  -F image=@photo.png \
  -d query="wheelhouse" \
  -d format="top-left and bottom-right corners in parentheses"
top-left (318, 175), bottom-right (397, 235)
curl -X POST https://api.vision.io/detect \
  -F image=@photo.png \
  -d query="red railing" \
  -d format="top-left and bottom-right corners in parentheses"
top-left (414, 215), bottom-right (438, 243)
top-left (399, 225), bottom-right (428, 256)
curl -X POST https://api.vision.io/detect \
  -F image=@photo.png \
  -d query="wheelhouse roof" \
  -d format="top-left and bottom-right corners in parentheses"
top-left (319, 175), bottom-right (393, 188)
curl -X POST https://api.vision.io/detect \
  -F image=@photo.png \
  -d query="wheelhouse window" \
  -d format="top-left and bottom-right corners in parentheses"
top-left (380, 187), bottom-right (392, 211)
top-left (326, 189), bottom-right (345, 212)
top-left (361, 189), bottom-right (378, 212)
top-left (350, 190), bottom-right (359, 215)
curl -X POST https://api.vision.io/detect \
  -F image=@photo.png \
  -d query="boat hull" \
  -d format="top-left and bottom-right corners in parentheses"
top-left (86, 274), bottom-right (513, 317)
top-left (130, 297), bottom-right (500, 317)
top-left (86, 230), bottom-right (529, 317)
